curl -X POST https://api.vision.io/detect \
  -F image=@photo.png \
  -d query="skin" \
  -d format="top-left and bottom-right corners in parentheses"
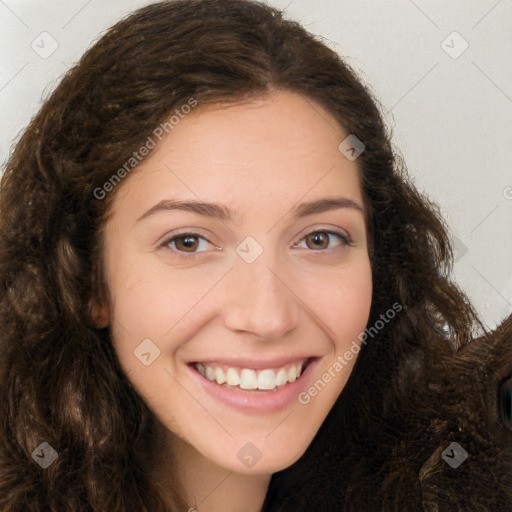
top-left (95, 90), bottom-right (373, 512)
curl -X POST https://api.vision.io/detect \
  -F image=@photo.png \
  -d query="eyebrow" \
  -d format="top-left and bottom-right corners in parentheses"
top-left (136, 196), bottom-right (364, 223)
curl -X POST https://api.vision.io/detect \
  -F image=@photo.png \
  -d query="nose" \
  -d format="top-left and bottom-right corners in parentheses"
top-left (221, 251), bottom-right (300, 340)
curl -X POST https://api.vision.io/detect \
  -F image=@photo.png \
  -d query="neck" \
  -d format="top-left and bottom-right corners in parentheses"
top-left (158, 431), bottom-right (272, 512)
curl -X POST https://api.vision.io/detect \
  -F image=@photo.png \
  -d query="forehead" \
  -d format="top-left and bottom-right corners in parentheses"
top-left (107, 90), bottom-right (364, 220)
top-left (151, 91), bottom-right (349, 163)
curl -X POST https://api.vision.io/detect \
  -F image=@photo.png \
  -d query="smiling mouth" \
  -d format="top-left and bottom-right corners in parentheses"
top-left (190, 358), bottom-right (314, 392)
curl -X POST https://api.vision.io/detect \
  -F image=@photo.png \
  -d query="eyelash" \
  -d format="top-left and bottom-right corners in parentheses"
top-left (159, 228), bottom-right (353, 258)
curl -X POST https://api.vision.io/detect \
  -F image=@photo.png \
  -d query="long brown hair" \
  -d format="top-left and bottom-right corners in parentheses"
top-left (0, 1), bottom-right (482, 510)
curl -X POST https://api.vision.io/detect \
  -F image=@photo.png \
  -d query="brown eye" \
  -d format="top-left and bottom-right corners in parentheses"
top-left (161, 232), bottom-right (213, 255)
top-left (174, 235), bottom-right (200, 252)
top-left (305, 232), bottom-right (330, 250)
top-left (297, 230), bottom-right (351, 251)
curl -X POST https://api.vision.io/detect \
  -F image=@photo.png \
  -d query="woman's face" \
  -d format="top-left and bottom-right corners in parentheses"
top-left (99, 90), bottom-right (372, 474)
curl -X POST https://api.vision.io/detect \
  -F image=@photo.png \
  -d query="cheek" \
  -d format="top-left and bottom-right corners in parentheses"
top-left (105, 254), bottom-right (208, 336)
top-left (108, 253), bottom-right (373, 359)
top-left (104, 257), bottom-right (226, 391)
top-left (295, 263), bottom-right (372, 410)
top-left (305, 261), bottom-right (373, 347)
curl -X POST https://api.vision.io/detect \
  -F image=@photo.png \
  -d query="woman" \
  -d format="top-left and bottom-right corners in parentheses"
top-left (0, 1), bottom-right (510, 510)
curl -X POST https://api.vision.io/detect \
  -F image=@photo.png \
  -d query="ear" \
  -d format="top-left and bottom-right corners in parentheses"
top-left (89, 296), bottom-right (110, 329)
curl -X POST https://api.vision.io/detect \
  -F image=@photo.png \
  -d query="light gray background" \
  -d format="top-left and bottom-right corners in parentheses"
top-left (1, 0), bottom-right (511, 330)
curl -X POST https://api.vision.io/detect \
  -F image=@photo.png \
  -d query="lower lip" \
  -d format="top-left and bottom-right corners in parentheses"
top-left (189, 358), bottom-right (319, 414)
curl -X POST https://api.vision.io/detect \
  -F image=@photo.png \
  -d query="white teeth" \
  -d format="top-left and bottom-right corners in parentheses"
top-left (194, 360), bottom-right (308, 391)
top-left (240, 369), bottom-right (258, 390)
top-left (214, 366), bottom-right (226, 385)
top-left (205, 366), bottom-right (215, 381)
top-left (275, 369), bottom-right (287, 387)
top-left (257, 369), bottom-right (276, 390)
top-left (226, 367), bottom-right (240, 386)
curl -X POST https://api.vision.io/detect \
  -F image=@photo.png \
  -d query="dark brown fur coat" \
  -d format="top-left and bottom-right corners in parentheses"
top-left (262, 314), bottom-right (512, 511)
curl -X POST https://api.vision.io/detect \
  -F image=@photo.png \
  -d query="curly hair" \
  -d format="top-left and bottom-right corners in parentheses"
top-left (0, 0), bottom-right (483, 510)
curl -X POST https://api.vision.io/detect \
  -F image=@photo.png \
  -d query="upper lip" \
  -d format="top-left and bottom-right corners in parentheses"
top-left (189, 355), bottom-right (317, 370)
